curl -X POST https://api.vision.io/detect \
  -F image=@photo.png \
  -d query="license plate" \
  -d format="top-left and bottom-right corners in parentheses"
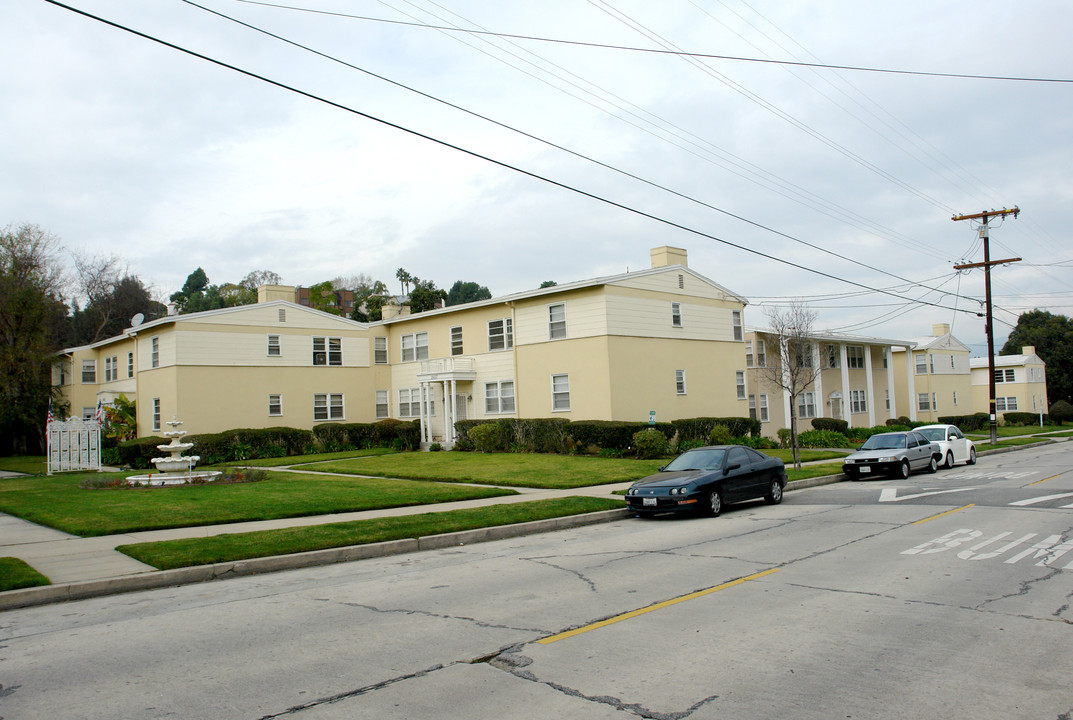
top-left (859, 466), bottom-right (871, 473)
top-left (643, 497), bottom-right (657, 506)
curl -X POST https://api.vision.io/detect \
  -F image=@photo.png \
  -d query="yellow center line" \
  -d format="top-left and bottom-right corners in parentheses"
top-left (1028, 473), bottom-right (1064, 486)
top-left (912, 504), bottom-right (975, 524)
top-left (537, 568), bottom-right (780, 645)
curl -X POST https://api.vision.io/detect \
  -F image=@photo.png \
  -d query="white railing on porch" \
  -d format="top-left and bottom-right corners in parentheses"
top-left (419, 357), bottom-right (475, 375)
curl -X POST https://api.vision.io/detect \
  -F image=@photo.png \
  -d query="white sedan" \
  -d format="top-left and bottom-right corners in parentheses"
top-left (915, 424), bottom-right (977, 468)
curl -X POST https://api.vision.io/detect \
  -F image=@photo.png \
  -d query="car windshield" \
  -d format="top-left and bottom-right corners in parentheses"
top-left (860, 434), bottom-right (906, 450)
top-left (664, 449), bottom-right (726, 471)
top-left (916, 428), bottom-right (946, 441)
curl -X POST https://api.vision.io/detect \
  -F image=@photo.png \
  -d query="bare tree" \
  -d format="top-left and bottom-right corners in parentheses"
top-left (753, 302), bottom-right (822, 468)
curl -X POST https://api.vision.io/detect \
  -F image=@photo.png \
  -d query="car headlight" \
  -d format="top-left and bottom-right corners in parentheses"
top-left (670, 487), bottom-right (690, 495)
top-left (877, 456), bottom-right (897, 463)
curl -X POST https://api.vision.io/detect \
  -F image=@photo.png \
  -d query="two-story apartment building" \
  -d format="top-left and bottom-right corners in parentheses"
top-left (744, 329), bottom-right (913, 435)
top-left (55, 247), bottom-right (751, 445)
top-left (970, 346), bottom-right (1049, 419)
top-left (891, 323), bottom-right (973, 422)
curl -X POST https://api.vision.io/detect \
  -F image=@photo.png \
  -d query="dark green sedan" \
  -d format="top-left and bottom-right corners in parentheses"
top-left (626, 445), bottom-right (787, 517)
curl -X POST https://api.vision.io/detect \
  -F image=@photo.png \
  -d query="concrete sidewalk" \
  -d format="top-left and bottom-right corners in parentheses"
top-left (0, 469), bottom-right (847, 611)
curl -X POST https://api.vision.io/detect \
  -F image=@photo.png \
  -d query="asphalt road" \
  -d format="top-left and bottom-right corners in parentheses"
top-left (3, 443), bottom-right (1072, 719)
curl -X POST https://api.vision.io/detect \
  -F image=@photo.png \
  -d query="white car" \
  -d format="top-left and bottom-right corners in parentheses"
top-left (915, 424), bottom-right (977, 468)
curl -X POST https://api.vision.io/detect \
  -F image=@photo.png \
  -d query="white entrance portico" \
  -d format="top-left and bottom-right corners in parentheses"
top-left (416, 358), bottom-right (477, 448)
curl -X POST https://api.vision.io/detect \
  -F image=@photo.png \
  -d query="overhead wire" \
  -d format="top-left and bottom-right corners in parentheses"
top-left (40, 0), bottom-right (984, 318)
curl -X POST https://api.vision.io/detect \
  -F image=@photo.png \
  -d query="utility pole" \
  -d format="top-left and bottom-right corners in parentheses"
top-left (952, 207), bottom-right (1020, 446)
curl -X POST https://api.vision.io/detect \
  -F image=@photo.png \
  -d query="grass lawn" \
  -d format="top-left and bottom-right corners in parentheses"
top-left (786, 462), bottom-right (845, 481)
top-left (966, 424), bottom-right (1068, 438)
top-left (232, 448), bottom-right (398, 467)
top-left (0, 470), bottom-right (516, 537)
top-left (0, 456), bottom-right (46, 475)
top-left (0, 557), bottom-right (51, 591)
top-left (979, 437), bottom-right (1058, 449)
top-left (118, 496), bottom-right (623, 570)
top-left (311, 453), bottom-right (667, 488)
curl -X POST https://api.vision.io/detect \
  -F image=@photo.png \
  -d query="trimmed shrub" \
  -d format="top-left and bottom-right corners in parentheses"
top-left (796, 429), bottom-right (850, 448)
top-left (1050, 400), bottom-right (1073, 425)
top-left (1001, 412), bottom-right (1044, 426)
top-left (469, 423), bottom-right (505, 453)
top-left (116, 436), bottom-right (166, 469)
top-left (736, 434), bottom-right (778, 450)
top-left (672, 417), bottom-right (760, 441)
top-left (811, 417), bottom-right (849, 435)
top-left (887, 416), bottom-right (913, 427)
top-left (777, 428), bottom-right (793, 449)
top-left (707, 424), bottom-right (733, 446)
top-left (632, 428), bottom-right (672, 459)
top-left (569, 420), bottom-right (674, 452)
top-left (936, 413), bottom-right (989, 432)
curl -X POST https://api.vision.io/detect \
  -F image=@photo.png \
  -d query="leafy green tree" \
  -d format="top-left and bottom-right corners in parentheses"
top-left (446, 280), bottom-right (492, 306)
top-left (395, 268), bottom-right (413, 296)
top-left (0, 224), bottom-right (68, 454)
top-left (1001, 310), bottom-right (1073, 405)
top-left (351, 279), bottom-right (390, 322)
top-left (307, 280), bottom-right (342, 316)
top-left (539, 280), bottom-right (558, 288)
top-left (72, 268), bottom-right (164, 344)
top-left (408, 277), bottom-right (447, 314)
top-left (104, 394), bottom-right (137, 441)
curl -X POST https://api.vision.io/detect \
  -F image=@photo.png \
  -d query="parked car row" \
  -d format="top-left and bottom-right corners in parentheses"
top-left (625, 424), bottom-right (978, 519)
top-left (841, 424), bottom-right (976, 480)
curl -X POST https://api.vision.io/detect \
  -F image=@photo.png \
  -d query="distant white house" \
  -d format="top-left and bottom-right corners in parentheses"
top-left (971, 346), bottom-right (1049, 419)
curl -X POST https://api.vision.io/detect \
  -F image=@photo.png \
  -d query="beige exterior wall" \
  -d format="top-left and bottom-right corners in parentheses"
top-left (970, 361), bottom-right (1049, 420)
top-left (892, 344), bottom-right (973, 423)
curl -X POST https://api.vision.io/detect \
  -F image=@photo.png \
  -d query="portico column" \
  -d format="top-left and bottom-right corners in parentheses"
top-left (906, 349), bottom-right (917, 421)
top-left (450, 379), bottom-right (458, 443)
top-left (885, 348), bottom-right (897, 420)
top-left (441, 382), bottom-right (448, 444)
top-left (864, 346), bottom-right (876, 427)
top-left (812, 343), bottom-right (824, 419)
top-left (839, 344), bottom-right (851, 428)
top-left (418, 384), bottom-right (428, 444)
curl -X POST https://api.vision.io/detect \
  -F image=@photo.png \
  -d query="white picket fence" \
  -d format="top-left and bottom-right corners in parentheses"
top-left (47, 417), bottom-right (101, 474)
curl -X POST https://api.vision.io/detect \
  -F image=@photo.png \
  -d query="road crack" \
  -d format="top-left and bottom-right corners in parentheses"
top-left (329, 600), bottom-right (548, 634)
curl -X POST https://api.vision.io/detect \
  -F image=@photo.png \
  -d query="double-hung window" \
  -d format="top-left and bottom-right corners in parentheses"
top-left (450, 326), bottom-right (463, 356)
top-left (915, 353), bottom-right (927, 374)
top-left (313, 337), bottom-right (342, 366)
top-left (400, 332), bottom-right (428, 362)
top-left (398, 388), bottom-right (433, 417)
top-left (488, 319), bottom-right (513, 351)
top-left (847, 346), bottom-right (865, 369)
top-left (267, 335), bottom-right (281, 357)
top-left (758, 394), bottom-right (769, 422)
top-left (375, 390), bottom-right (389, 419)
top-left (374, 337), bottom-right (388, 364)
top-left (750, 394), bottom-right (769, 422)
top-left (485, 381), bottom-right (516, 414)
top-left (918, 393), bottom-right (931, 411)
top-left (994, 368), bottom-right (1015, 383)
top-left (996, 397), bottom-right (1018, 411)
top-left (548, 303), bottom-right (567, 340)
top-left (746, 341), bottom-right (754, 368)
top-left (676, 370), bottom-right (687, 395)
top-left (269, 394), bottom-right (282, 417)
top-left (671, 302), bottom-right (682, 328)
top-left (798, 391), bottom-right (817, 419)
top-left (736, 371), bottom-right (746, 400)
top-left (551, 374), bottom-right (570, 411)
top-left (82, 359), bottom-right (96, 383)
top-left (850, 389), bottom-right (867, 414)
top-left (152, 398), bottom-right (161, 431)
top-left (314, 393), bottom-right (344, 420)
top-left (732, 310), bottom-right (743, 341)
top-left (151, 337), bottom-right (160, 368)
top-left (826, 344), bottom-right (840, 369)
top-left (127, 352), bottom-right (134, 377)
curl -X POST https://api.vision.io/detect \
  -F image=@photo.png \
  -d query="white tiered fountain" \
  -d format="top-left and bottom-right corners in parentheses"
top-left (127, 417), bottom-right (222, 487)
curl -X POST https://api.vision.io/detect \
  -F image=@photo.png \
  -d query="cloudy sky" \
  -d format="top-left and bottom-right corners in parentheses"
top-left (4, 0), bottom-right (1071, 354)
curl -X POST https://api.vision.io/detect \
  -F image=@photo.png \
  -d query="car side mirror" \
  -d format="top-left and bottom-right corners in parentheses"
top-left (724, 463), bottom-right (741, 474)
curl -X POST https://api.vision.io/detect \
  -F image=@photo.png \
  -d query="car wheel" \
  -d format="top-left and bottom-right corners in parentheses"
top-left (944, 451), bottom-right (955, 469)
top-left (898, 459), bottom-right (911, 479)
top-left (928, 456), bottom-right (938, 473)
top-left (967, 447), bottom-right (977, 465)
top-left (765, 477), bottom-right (783, 504)
top-left (706, 489), bottom-right (723, 517)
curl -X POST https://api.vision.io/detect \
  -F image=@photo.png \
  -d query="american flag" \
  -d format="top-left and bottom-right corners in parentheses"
top-left (94, 399), bottom-right (104, 425)
top-left (46, 397), bottom-right (54, 426)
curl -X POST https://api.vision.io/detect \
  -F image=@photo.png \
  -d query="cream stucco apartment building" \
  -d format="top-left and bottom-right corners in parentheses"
top-left (970, 346), bottom-right (1049, 419)
top-left (890, 323), bottom-right (974, 423)
top-left (56, 247), bottom-right (757, 445)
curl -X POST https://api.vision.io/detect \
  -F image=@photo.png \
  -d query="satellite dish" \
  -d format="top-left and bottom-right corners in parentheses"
top-left (130, 313), bottom-right (145, 327)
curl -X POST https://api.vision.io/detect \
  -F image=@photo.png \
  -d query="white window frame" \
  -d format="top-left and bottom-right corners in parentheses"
top-left (847, 345), bottom-right (865, 369)
top-left (736, 370), bottom-right (746, 400)
top-left (850, 389), bottom-right (867, 414)
top-left (996, 396), bottom-right (1018, 412)
top-left (551, 374), bottom-right (570, 412)
top-left (398, 388), bottom-right (433, 417)
top-left (676, 370), bottom-right (686, 395)
top-left (755, 339), bottom-right (766, 367)
top-left (745, 341), bottom-right (754, 368)
top-left (313, 337), bottom-right (342, 366)
top-left (450, 326), bottom-right (463, 356)
top-left (732, 310), bottom-right (743, 341)
top-left (759, 394), bottom-right (769, 422)
top-left (826, 344), bottom-right (840, 369)
top-left (798, 391), bottom-right (817, 419)
top-left (994, 368), bottom-right (1015, 383)
top-left (269, 394), bottom-right (282, 417)
top-left (81, 359), bottom-right (96, 384)
top-left (151, 337), bottom-right (160, 368)
top-left (152, 398), bottom-right (161, 431)
top-left (314, 393), bottom-right (344, 421)
top-left (375, 390), bottom-right (389, 419)
top-left (918, 393), bottom-right (931, 411)
top-left (548, 303), bottom-right (567, 340)
top-left (671, 302), bottom-right (683, 328)
top-left (915, 353), bottom-right (927, 374)
top-left (488, 318), bottom-right (513, 351)
top-left (267, 335), bottom-right (281, 357)
top-left (127, 352), bottom-right (134, 378)
top-left (485, 381), bottom-right (516, 414)
top-left (374, 337), bottom-right (388, 364)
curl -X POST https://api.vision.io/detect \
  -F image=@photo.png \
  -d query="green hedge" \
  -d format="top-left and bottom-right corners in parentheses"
top-left (811, 417), bottom-right (849, 435)
top-left (1001, 412), bottom-right (1046, 426)
top-left (937, 413), bottom-right (990, 432)
top-left (311, 419), bottom-right (420, 452)
top-left (671, 416), bottom-right (760, 440)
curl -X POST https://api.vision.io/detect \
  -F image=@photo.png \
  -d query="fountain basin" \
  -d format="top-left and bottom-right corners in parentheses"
top-left (126, 470), bottom-right (223, 487)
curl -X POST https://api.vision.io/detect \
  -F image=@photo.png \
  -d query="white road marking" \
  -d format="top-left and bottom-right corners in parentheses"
top-left (1009, 492), bottom-right (1073, 507)
top-left (879, 487), bottom-right (977, 502)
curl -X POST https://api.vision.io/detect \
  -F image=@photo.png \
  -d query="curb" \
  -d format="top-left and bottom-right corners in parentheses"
top-left (0, 508), bottom-right (632, 612)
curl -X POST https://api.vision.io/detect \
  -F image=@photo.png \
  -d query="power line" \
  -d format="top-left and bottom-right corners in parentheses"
top-left (231, 0), bottom-right (1073, 84)
top-left (41, 0), bottom-right (981, 318)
